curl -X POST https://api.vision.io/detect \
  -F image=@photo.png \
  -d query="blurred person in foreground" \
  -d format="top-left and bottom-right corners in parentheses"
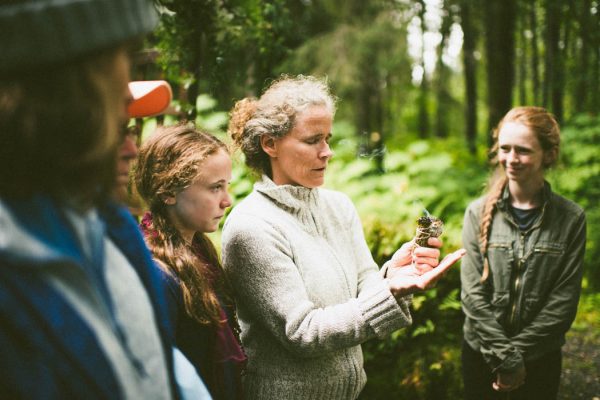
top-left (460, 106), bottom-right (586, 400)
top-left (0, 1), bottom-right (180, 398)
top-left (222, 75), bottom-right (466, 399)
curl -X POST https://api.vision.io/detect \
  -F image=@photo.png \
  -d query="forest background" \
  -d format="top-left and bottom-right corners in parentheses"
top-left (130, 0), bottom-right (600, 398)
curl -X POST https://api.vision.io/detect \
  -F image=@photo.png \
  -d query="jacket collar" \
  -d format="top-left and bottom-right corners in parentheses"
top-left (0, 195), bottom-right (86, 266)
top-left (497, 180), bottom-right (553, 211)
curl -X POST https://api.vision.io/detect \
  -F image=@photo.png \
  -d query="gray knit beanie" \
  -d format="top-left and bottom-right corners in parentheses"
top-left (0, 0), bottom-right (158, 73)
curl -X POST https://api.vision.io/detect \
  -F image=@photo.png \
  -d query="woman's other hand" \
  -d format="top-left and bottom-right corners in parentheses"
top-left (386, 237), bottom-right (443, 279)
top-left (388, 248), bottom-right (466, 298)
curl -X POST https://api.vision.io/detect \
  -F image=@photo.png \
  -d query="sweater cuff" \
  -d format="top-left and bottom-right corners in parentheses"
top-left (358, 278), bottom-right (412, 339)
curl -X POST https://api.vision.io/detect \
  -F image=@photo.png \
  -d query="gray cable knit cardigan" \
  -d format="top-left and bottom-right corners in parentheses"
top-left (221, 177), bottom-right (412, 400)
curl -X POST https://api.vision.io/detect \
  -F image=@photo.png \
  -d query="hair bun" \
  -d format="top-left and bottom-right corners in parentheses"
top-left (228, 97), bottom-right (257, 148)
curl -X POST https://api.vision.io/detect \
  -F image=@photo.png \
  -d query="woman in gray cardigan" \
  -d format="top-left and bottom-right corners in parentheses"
top-left (222, 75), bottom-right (465, 400)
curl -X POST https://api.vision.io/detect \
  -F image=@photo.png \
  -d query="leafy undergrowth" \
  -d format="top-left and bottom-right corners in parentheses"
top-left (559, 292), bottom-right (600, 400)
top-left (359, 292), bottom-right (600, 399)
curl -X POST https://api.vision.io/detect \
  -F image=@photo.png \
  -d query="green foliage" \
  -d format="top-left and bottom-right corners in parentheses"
top-left (154, 0), bottom-right (311, 110)
top-left (324, 135), bottom-right (486, 263)
top-left (136, 94), bottom-right (600, 398)
top-left (548, 113), bottom-right (600, 290)
top-left (140, 89), bottom-right (600, 397)
top-left (144, 0), bottom-right (600, 394)
top-left (570, 292), bottom-right (600, 337)
top-left (278, 10), bottom-right (413, 143)
top-left (194, 94), bottom-right (229, 132)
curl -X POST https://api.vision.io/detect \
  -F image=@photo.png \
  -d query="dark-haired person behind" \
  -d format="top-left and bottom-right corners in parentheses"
top-left (461, 107), bottom-right (586, 400)
top-left (135, 124), bottom-right (245, 399)
top-left (0, 1), bottom-right (180, 398)
top-left (117, 81), bottom-right (212, 399)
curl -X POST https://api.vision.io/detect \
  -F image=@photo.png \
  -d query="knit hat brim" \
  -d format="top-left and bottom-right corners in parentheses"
top-left (0, 0), bottom-right (158, 73)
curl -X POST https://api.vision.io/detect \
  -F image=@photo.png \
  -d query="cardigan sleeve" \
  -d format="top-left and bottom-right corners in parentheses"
top-left (222, 212), bottom-right (411, 358)
top-left (460, 202), bottom-right (524, 373)
top-left (347, 198), bottom-right (413, 335)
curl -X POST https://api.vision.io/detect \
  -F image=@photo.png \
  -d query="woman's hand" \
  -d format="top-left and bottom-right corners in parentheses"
top-left (492, 366), bottom-right (526, 392)
top-left (385, 237), bottom-right (443, 279)
top-left (387, 248), bottom-right (466, 298)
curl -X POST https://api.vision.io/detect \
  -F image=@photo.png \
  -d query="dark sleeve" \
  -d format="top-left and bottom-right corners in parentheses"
top-left (152, 263), bottom-right (183, 335)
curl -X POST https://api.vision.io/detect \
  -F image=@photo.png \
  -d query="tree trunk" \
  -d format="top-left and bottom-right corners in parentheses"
top-left (460, 0), bottom-right (478, 154)
top-left (544, 0), bottom-right (564, 122)
top-left (553, 3), bottom-right (571, 122)
top-left (574, 0), bottom-right (591, 114)
top-left (356, 54), bottom-right (385, 172)
top-left (593, 43), bottom-right (600, 113)
top-left (166, 1), bottom-right (218, 120)
top-left (530, 0), bottom-right (541, 105)
top-left (356, 77), bottom-right (372, 158)
top-left (484, 0), bottom-right (517, 145)
top-left (417, 0), bottom-right (429, 138)
top-left (373, 79), bottom-right (385, 173)
top-left (518, 4), bottom-right (527, 105)
top-left (435, 2), bottom-right (452, 138)
top-left (592, 7), bottom-right (600, 113)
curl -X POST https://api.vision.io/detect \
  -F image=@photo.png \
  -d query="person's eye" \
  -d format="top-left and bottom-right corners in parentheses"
top-left (210, 184), bottom-right (222, 192)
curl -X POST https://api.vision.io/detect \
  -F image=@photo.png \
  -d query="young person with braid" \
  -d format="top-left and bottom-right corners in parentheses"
top-left (460, 106), bottom-right (587, 400)
top-left (134, 124), bottom-right (246, 399)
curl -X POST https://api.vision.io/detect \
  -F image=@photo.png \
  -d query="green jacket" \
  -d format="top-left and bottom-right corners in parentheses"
top-left (461, 182), bottom-right (586, 373)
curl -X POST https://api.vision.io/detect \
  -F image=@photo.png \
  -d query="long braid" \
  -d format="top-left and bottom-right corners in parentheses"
top-left (135, 123), bottom-right (230, 327)
top-left (479, 171), bottom-right (508, 283)
top-left (145, 209), bottom-right (224, 326)
top-left (193, 232), bottom-right (236, 307)
top-left (193, 233), bottom-right (243, 338)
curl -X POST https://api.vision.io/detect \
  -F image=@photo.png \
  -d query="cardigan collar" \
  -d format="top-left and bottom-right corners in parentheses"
top-left (254, 175), bottom-right (320, 213)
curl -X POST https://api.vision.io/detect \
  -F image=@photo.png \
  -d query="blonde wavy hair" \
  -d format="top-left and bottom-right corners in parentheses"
top-left (134, 123), bottom-right (231, 326)
top-left (479, 106), bottom-right (560, 282)
top-left (227, 75), bottom-right (336, 177)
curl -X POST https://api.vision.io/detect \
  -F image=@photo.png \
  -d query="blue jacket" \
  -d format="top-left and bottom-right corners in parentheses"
top-left (0, 196), bottom-right (180, 399)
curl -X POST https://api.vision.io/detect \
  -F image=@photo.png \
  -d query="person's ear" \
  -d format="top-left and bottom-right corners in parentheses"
top-left (260, 135), bottom-right (277, 158)
top-left (161, 193), bottom-right (176, 205)
top-left (544, 147), bottom-right (558, 167)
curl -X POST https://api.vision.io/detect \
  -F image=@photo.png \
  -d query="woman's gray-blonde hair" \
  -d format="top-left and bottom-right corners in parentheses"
top-left (228, 75), bottom-right (336, 176)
